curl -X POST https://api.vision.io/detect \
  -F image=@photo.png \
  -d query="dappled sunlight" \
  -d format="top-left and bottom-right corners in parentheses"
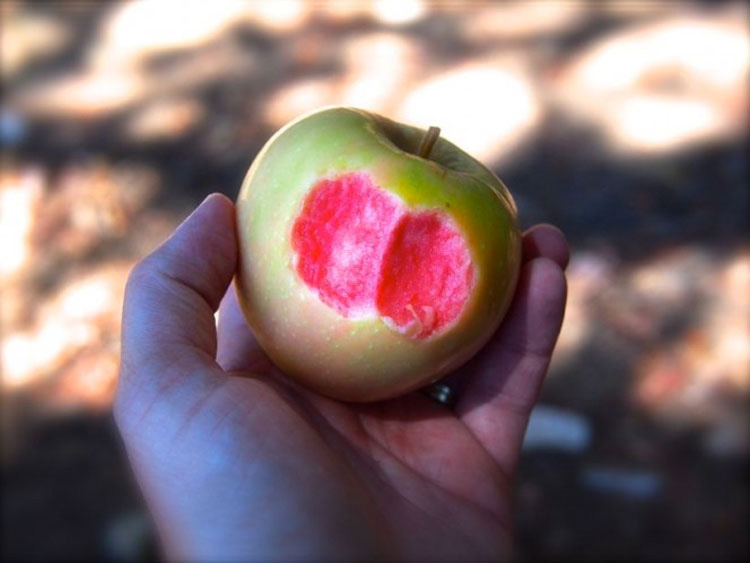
top-left (396, 60), bottom-right (542, 164)
top-left (370, 0), bottom-right (426, 26)
top-left (124, 96), bottom-right (205, 142)
top-left (33, 161), bottom-right (160, 255)
top-left (265, 33), bottom-right (424, 126)
top-left (612, 95), bottom-right (724, 153)
top-left (338, 33), bottom-right (424, 114)
top-left (551, 246), bottom-right (750, 459)
top-left (14, 37), bottom-right (255, 121)
top-left (0, 3), bottom-right (73, 78)
top-left (313, 0), bottom-right (426, 26)
top-left (632, 251), bottom-right (750, 425)
top-left (461, 1), bottom-right (587, 42)
top-left (91, 0), bottom-right (250, 67)
top-left (17, 68), bottom-right (148, 120)
top-left (245, 0), bottom-right (311, 32)
top-left (0, 167), bottom-right (44, 280)
top-left (2, 263), bottom-right (131, 409)
top-left (265, 78), bottom-right (337, 128)
top-left (91, 0), bottom-right (309, 63)
top-left (556, 9), bottom-right (749, 155)
top-left (0, 160), bottom-right (171, 411)
top-left (551, 249), bottom-right (616, 367)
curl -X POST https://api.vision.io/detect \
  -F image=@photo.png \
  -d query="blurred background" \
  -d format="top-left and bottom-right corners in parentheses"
top-left (1, 0), bottom-right (748, 560)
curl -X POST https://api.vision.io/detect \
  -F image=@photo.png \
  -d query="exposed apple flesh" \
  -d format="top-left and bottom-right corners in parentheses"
top-left (291, 171), bottom-right (474, 339)
top-left (235, 107), bottom-right (521, 402)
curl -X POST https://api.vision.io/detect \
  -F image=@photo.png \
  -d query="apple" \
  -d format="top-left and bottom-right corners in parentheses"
top-left (235, 107), bottom-right (521, 402)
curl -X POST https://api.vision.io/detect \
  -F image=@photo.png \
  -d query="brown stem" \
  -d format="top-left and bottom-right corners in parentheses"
top-left (417, 126), bottom-right (441, 159)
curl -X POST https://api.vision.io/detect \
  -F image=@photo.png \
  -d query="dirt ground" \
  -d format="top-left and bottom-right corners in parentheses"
top-left (2, 2), bottom-right (748, 561)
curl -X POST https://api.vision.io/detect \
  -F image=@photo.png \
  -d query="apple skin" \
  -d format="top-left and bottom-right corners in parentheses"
top-left (235, 107), bottom-right (521, 402)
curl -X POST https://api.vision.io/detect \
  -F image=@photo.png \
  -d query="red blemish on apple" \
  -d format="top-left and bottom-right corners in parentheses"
top-left (292, 172), bottom-right (474, 338)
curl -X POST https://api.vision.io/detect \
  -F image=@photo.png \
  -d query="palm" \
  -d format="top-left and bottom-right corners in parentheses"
top-left (165, 367), bottom-right (509, 559)
top-left (116, 195), bottom-right (567, 560)
top-left (300, 388), bottom-right (513, 559)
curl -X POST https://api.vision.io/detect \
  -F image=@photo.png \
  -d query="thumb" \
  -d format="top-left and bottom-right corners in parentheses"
top-left (116, 194), bottom-right (237, 425)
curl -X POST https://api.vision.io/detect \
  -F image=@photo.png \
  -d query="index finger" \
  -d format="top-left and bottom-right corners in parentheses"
top-left (116, 194), bottom-right (237, 425)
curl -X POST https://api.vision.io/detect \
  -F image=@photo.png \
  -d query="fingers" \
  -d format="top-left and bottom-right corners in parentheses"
top-left (117, 194), bottom-right (237, 419)
top-left (216, 286), bottom-right (272, 373)
top-left (522, 224), bottom-right (569, 268)
top-left (454, 227), bottom-right (568, 477)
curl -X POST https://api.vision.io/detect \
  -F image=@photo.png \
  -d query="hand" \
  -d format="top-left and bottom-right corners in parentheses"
top-left (115, 194), bottom-right (568, 561)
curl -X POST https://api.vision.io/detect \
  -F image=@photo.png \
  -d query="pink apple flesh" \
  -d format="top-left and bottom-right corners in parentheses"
top-left (292, 172), bottom-right (474, 339)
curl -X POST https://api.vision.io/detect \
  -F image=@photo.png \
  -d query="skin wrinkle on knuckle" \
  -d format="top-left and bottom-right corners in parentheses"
top-left (127, 232), bottom-right (231, 315)
top-left (173, 243), bottom-right (231, 305)
top-left (119, 324), bottom-right (214, 400)
top-left (125, 260), bottom-right (220, 352)
top-left (151, 257), bottom-right (220, 311)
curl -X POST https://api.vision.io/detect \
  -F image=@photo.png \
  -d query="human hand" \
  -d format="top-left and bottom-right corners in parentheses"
top-left (115, 194), bottom-right (568, 561)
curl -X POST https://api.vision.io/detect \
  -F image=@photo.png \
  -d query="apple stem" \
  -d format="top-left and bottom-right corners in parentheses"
top-left (417, 126), bottom-right (441, 159)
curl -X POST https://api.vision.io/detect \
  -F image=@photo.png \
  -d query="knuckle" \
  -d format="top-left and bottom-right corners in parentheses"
top-left (127, 256), bottom-right (155, 287)
top-left (125, 254), bottom-right (166, 300)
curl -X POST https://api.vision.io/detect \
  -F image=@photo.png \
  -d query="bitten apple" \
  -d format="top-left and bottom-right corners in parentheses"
top-left (235, 107), bottom-right (521, 402)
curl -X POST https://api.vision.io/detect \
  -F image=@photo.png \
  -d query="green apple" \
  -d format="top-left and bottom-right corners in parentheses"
top-left (235, 107), bottom-right (521, 402)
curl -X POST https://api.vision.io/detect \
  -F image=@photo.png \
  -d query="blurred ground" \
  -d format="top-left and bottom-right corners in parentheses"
top-left (1, 1), bottom-right (748, 561)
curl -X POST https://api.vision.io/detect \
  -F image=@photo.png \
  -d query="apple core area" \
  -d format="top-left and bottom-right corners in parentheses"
top-left (291, 172), bottom-right (474, 338)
